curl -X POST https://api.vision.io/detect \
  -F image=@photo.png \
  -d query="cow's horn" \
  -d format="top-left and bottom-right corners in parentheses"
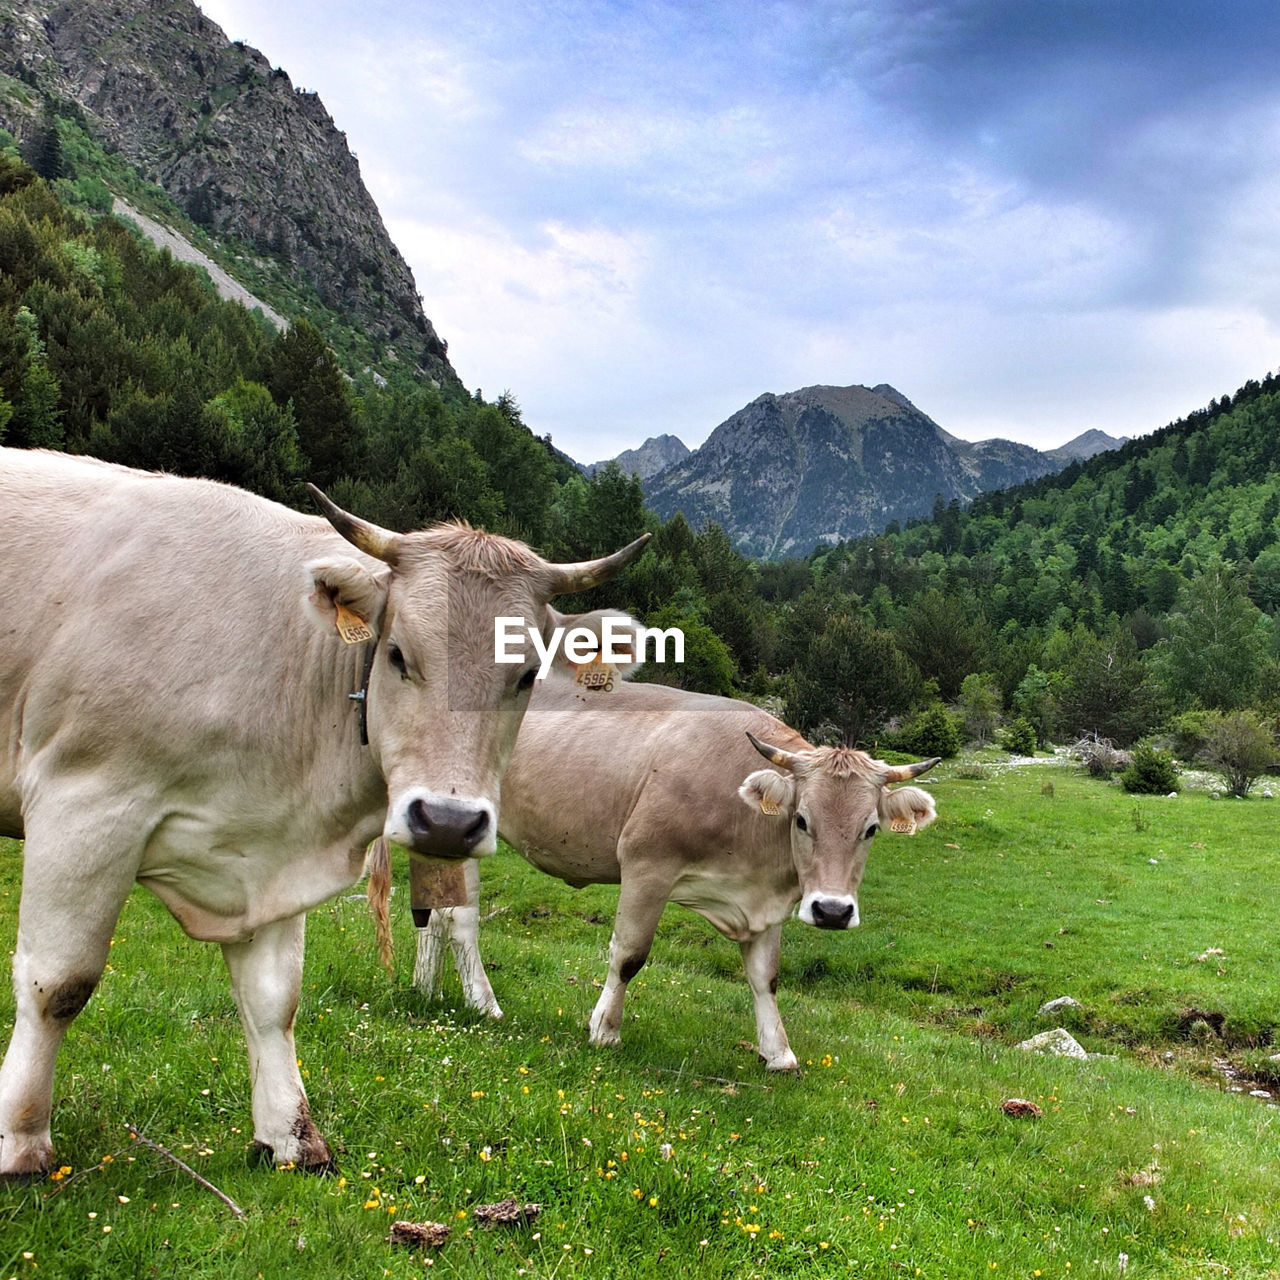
top-left (545, 532), bottom-right (651, 595)
top-left (746, 731), bottom-right (799, 770)
top-left (884, 756), bottom-right (941, 783)
top-left (308, 484), bottom-right (402, 565)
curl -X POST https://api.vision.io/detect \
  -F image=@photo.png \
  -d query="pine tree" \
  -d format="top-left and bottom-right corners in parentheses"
top-left (786, 613), bottom-right (919, 746)
top-left (26, 118), bottom-right (65, 181)
top-left (267, 319), bottom-right (361, 489)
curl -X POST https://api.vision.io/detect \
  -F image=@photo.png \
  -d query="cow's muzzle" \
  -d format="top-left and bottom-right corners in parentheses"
top-left (800, 894), bottom-right (859, 930)
top-left (388, 791), bottom-right (497, 859)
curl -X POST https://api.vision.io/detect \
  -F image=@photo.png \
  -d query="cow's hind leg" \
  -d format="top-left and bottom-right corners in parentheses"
top-left (740, 925), bottom-right (798, 1071)
top-left (0, 817), bottom-right (137, 1178)
top-left (221, 913), bottom-right (333, 1172)
top-left (413, 861), bottom-right (502, 1019)
top-left (588, 872), bottom-right (670, 1050)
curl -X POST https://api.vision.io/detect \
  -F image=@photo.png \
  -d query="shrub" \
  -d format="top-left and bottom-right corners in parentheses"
top-left (1001, 717), bottom-right (1037, 757)
top-left (636, 614), bottom-right (736, 698)
top-left (892, 703), bottom-right (961, 759)
top-left (1120, 743), bottom-right (1180, 794)
top-left (1202, 709), bottom-right (1277, 798)
top-left (1167, 710), bottom-right (1212, 760)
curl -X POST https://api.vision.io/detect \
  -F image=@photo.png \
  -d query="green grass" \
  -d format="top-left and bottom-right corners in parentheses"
top-left (1, 764), bottom-right (1280, 1277)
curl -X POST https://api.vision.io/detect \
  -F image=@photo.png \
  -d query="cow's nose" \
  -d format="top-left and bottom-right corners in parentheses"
top-left (809, 897), bottom-right (856, 930)
top-left (406, 797), bottom-right (492, 858)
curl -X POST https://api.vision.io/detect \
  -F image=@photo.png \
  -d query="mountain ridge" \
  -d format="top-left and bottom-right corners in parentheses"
top-left (639, 382), bottom-right (1126, 558)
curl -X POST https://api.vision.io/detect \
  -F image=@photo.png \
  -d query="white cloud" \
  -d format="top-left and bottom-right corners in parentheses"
top-left (518, 101), bottom-right (791, 209)
top-left (386, 212), bottom-right (663, 442)
top-left (350, 39), bottom-right (486, 126)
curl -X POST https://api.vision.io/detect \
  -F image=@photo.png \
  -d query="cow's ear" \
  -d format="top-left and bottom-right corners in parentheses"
top-left (305, 557), bottom-right (390, 643)
top-left (545, 607), bottom-right (646, 679)
top-left (738, 769), bottom-right (796, 817)
top-left (877, 784), bottom-right (937, 835)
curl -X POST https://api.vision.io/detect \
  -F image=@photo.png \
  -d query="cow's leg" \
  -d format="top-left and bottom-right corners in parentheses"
top-left (412, 911), bottom-right (447, 997)
top-left (0, 821), bottom-right (136, 1178)
top-left (221, 913), bottom-right (333, 1172)
top-left (588, 873), bottom-right (670, 1049)
top-left (413, 861), bottom-right (502, 1018)
top-left (739, 925), bottom-right (798, 1071)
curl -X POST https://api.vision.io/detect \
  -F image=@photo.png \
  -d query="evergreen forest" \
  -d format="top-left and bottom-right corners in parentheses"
top-left (3, 140), bottom-right (1280, 780)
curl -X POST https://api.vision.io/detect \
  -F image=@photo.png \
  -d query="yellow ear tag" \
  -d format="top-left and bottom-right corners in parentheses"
top-left (889, 816), bottom-right (916, 834)
top-left (333, 601), bottom-right (374, 645)
top-left (573, 651), bottom-right (618, 694)
top-left (759, 797), bottom-right (781, 816)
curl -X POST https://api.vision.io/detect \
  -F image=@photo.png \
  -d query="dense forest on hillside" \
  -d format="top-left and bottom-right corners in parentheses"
top-left (3, 141), bottom-right (1280, 782)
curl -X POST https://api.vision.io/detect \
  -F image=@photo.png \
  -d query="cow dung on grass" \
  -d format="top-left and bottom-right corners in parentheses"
top-left (389, 1221), bottom-right (451, 1249)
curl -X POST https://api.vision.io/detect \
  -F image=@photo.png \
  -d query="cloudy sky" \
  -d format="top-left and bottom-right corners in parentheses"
top-left (196, 0), bottom-right (1280, 462)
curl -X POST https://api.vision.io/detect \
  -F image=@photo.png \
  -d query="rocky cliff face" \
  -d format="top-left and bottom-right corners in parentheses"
top-left (643, 383), bottom-right (1123, 558)
top-left (0, 0), bottom-right (455, 383)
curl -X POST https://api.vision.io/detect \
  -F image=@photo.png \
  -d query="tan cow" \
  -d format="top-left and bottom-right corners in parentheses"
top-left (410, 643), bottom-right (938, 1070)
top-left (0, 448), bottom-right (647, 1177)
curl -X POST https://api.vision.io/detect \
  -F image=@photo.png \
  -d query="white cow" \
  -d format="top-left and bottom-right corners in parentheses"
top-left (0, 448), bottom-right (647, 1176)
top-left (407, 645), bottom-right (938, 1070)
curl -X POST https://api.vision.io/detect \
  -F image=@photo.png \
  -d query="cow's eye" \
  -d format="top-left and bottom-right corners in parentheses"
top-left (517, 667), bottom-right (538, 692)
top-left (388, 644), bottom-right (408, 678)
top-left (794, 813), bottom-right (808, 833)
top-left (865, 823), bottom-right (879, 840)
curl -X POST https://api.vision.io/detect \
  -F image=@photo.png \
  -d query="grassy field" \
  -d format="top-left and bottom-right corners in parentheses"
top-left (1, 761), bottom-right (1279, 1278)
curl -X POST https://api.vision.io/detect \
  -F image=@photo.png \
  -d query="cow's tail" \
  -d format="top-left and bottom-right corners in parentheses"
top-left (365, 836), bottom-right (394, 975)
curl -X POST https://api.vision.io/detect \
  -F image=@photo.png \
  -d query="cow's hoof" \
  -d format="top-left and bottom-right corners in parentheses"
top-left (251, 1108), bottom-right (335, 1174)
top-left (251, 1140), bottom-right (338, 1176)
top-left (466, 996), bottom-right (503, 1020)
top-left (0, 1136), bottom-right (54, 1182)
top-left (764, 1055), bottom-right (802, 1073)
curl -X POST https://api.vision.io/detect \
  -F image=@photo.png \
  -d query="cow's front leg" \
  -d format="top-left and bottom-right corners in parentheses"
top-left (413, 860), bottom-right (501, 1018)
top-left (0, 952), bottom-right (101, 1178)
top-left (0, 818), bottom-right (135, 1178)
top-left (588, 873), bottom-right (670, 1049)
top-left (412, 910), bottom-right (447, 997)
top-left (221, 914), bottom-right (333, 1172)
top-left (740, 925), bottom-right (798, 1071)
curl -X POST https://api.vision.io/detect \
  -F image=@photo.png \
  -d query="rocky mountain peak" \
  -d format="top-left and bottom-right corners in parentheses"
top-left (586, 433), bottom-right (689, 480)
top-left (0, 0), bottom-right (455, 383)
top-left (641, 382), bottom-right (1124, 558)
top-left (1047, 428), bottom-right (1131, 461)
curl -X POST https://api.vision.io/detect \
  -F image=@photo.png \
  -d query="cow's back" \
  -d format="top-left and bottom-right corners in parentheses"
top-left (0, 449), bottom-right (337, 840)
top-left (498, 677), bottom-right (807, 886)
